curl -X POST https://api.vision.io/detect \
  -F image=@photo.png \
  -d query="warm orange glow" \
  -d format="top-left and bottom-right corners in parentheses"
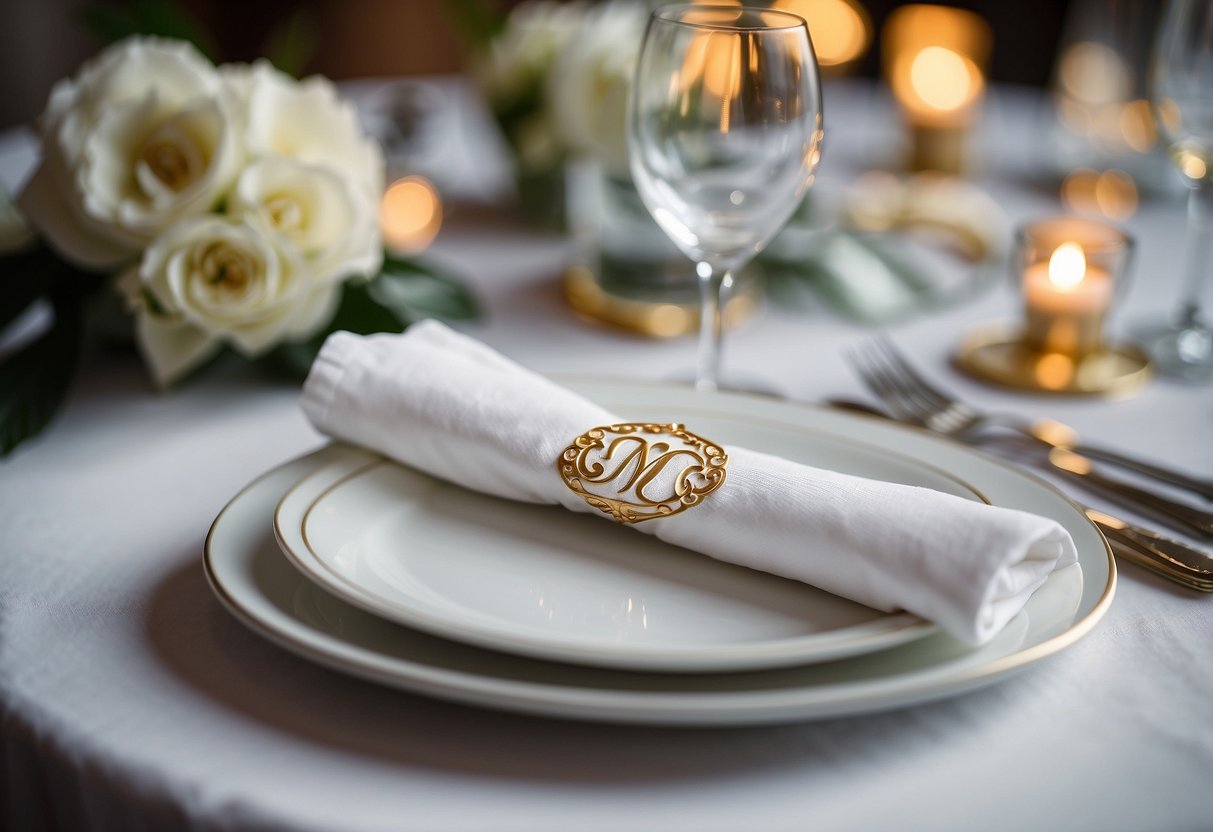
top-left (1156, 98), bottom-right (1182, 134)
top-left (1178, 149), bottom-right (1209, 180)
top-left (679, 2), bottom-right (743, 27)
top-left (1058, 42), bottom-right (1129, 106)
top-left (1094, 169), bottom-right (1138, 219)
top-left (707, 33), bottom-right (741, 101)
top-left (681, 29), bottom-right (742, 105)
top-left (911, 47), bottom-right (973, 110)
top-left (1034, 352), bottom-right (1075, 391)
top-left (1060, 168), bottom-right (1098, 214)
top-left (890, 46), bottom-right (983, 123)
top-left (1119, 100), bottom-right (1157, 153)
top-left (883, 5), bottom-right (990, 127)
top-left (1048, 242), bottom-right (1086, 291)
top-left (380, 175), bottom-right (442, 253)
top-left (772, 0), bottom-right (871, 69)
top-left (1061, 168), bottom-right (1138, 221)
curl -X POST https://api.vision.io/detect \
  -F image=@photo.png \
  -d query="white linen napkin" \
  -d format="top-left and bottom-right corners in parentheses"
top-left (300, 321), bottom-right (1077, 644)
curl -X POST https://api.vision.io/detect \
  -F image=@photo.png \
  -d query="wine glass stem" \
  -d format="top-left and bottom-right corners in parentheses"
top-left (1178, 183), bottom-right (1213, 327)
top-left (695, 263), bottom-right (729, 392)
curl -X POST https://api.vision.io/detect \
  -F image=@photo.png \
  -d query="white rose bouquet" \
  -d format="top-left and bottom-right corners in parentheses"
top-left (465, 0), bottom-right (590, 227)
top-left (547, 0), bottom-right (647, 178)
top-left (463, 0), bottom-right (649, 228)
top-left (2, 36), bottom-right (475, 456)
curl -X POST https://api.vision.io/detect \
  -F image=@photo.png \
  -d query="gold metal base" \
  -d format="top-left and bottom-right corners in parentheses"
top-left (907, 124), bottom-right (968, 176)
top-left (956, 324), bottom-right (1151, 396)
top-left (562, 265), bottom-right (758, 338)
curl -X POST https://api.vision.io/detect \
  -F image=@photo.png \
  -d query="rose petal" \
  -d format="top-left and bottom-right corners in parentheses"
top-left (16, 162), bottom-right (132, 269)
top-left (134, 310), bottom-right (220, 387)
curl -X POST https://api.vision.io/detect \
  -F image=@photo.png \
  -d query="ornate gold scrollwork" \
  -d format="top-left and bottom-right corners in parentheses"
top-left (557, 423), bottom-right (728, 524)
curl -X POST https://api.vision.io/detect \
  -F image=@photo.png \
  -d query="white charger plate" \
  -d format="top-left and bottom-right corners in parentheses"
top-left (205, 381), bottom-right (1113, 726)
top-left (274, 413), bottom-right (992, 671)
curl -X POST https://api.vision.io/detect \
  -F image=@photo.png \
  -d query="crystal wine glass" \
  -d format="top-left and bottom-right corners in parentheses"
top-left (628, 4), bottom-right (823, 391)
top-left (1143, 0), bottom-right (1213, 381)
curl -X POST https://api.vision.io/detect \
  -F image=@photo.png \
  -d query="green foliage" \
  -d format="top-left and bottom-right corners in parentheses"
top-left (0, 241), bottom-right (479, 454)
top-left (262, 8), bottom-right (320, 79)
top-left (0, 246), bottom-right (104, 456)
top-left (78, 0), bottom-right (218, 59)
top-left (373, 252), bottom-right (479, 324)
top-left (443, 0), bottom-right (509, 51)
top-left (270, 252), bottom-right (479, 379)
top-left (0, 294), bottom-right (83, 457)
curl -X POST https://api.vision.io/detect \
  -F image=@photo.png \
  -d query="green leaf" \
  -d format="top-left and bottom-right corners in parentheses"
top-left (267, 257), bottom-right (478, 378)
top-left (0, 296), bottom-right (83, 457)
top-left (0, 244), bottom-right (105, 332)
top-left (77, 0), bottom-right (218, 60)
top-left (372, 255), bottom-right (480, 323)
top-left (0, 254), bottom-right (52, 333)
top-left (262, 8), bottom-right (319, 79)
top-left (443, 0), bottom-right (509, 50)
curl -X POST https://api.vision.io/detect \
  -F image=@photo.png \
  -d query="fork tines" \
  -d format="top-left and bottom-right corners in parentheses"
top-left (845, 336), bottom-right (946, 424)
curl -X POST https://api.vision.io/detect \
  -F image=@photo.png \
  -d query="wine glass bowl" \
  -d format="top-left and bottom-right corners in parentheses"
top-left (628, 5), bottom-right (823, 390)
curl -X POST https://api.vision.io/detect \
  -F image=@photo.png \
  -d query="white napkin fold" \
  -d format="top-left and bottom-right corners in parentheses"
top-left (300, 321), bottom-right (1077, 645)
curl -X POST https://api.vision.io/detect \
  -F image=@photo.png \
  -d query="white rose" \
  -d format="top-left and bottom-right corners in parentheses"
top-left (475, 1), bottom-right (588, 104)
top-left (548, 1), bottom-right (647, 176)
top-left (224, 60), bottom-right (385, 204)
top-left (129, 216), bottom-right (337, 385)
top-left (230, 155), bottom-right (382, 284)
top-left (17, 37), bottom-right (241, 269)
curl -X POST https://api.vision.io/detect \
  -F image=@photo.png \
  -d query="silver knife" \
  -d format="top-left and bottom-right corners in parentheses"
top-left (1085, 507), bottom-right (1213, 591)
top-left (1047, 448), bottom-right (1213, 540)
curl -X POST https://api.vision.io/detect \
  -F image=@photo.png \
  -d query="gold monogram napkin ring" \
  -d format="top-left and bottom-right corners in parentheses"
top-left (557, 423), bottom-right (728, 524)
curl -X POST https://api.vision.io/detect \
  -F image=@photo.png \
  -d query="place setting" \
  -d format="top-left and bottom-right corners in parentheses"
top-left (6, 1), bottom-right (1213, 829)
top-left (199, 2), bottom-right (1204, 728)
top-left (206, 318), bottom-right (1110, 725)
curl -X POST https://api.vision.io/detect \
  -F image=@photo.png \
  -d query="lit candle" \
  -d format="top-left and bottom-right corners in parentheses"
top-left (1023, 241), bottom-right (1113, 356)
top-left (883, 4), bottom-right (991, 174)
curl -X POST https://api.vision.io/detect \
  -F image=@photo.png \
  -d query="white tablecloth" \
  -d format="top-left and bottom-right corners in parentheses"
top-left (2, 78), bottom-right (1211, 832)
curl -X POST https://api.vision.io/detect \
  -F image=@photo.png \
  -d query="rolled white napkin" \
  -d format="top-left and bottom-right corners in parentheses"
top-left (300, 321), bottom-right (1077, 645)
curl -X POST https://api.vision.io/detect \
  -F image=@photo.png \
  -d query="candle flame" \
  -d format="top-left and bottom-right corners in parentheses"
top-left (883, 5), bottom-right (990, 127)
top-left (909, 46), bottom-right (973, 112)
top-left (1048, 242), bottom-right (1086, 291)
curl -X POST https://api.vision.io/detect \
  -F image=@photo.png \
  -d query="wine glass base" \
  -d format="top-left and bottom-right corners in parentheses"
top-left (1132, 320), bottom-right (1213, 383)
top-left (668, 369), bottom-right (785, 398)
top-left (562, 266), bottom-right (759, 338)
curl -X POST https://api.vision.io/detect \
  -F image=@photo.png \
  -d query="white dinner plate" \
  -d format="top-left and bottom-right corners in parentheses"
top-left (274, 413), bottom-right (996, 671)
top-left (205, 380), bottom-right (1114, 726)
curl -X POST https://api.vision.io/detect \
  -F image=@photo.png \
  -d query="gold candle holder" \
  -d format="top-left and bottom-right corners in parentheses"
top-left (884, 5), bottom-right (991, 176)
top-left (957, 216), bottom-right (1151, 396)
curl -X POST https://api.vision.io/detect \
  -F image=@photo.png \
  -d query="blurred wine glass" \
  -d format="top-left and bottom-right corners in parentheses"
top-left (1141, 0), bottom-right (1213, 381)
top-left (628, 4), bottom-right (823, 391)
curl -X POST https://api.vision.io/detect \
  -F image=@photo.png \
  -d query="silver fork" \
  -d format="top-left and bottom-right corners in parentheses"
top-left (847, 337), bottom-right (1213, 539)
top-left (848, 337), bottom-right (1213, 500)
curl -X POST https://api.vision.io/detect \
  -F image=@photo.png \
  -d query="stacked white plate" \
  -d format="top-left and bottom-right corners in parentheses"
top-left (204, 379), bottom-right (1114, 726)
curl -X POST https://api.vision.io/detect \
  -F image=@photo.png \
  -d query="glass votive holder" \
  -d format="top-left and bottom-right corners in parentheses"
top-left (957, 215), bottom-right (1151, 395)
top-left (1016, 215), bottom-right (1133, 357)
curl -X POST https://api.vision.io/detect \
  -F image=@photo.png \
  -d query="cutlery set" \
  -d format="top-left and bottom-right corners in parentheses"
top-left (844, 337), bottom-right (1213, 592)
